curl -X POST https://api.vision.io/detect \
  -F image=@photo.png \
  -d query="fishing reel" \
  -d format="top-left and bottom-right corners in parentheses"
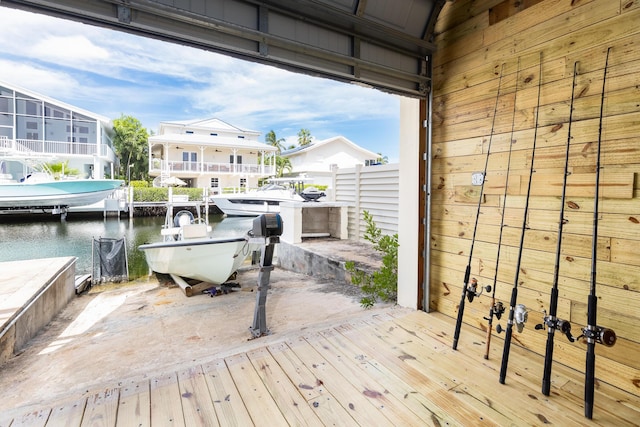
top-left (466, 277), bottom-right (491, 303)
top-left (534, 311), bottom-right (575, 342)
top-left (484, 301), bottom-right (505, 322)
top-left (496, 304), bottom-right (528, 334)
top-left (578, 325), bottom-right (617, 347)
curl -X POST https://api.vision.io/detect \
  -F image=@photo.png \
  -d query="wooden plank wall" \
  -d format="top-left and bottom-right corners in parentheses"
top-left (430, 0), bottom-right (640, 398)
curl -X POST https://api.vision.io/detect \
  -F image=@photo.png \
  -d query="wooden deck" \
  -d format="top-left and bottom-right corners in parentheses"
top-left (1, 310), bottom-right (638, 426)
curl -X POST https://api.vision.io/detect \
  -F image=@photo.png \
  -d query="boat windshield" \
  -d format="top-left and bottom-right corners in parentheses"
top-left (259, 183), bottom-right (287, 191)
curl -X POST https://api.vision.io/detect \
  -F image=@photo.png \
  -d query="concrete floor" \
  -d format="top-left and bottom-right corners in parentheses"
top-left (0, 264), bottom-right (391, 415)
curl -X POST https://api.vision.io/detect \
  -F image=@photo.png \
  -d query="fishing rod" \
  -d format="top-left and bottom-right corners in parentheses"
top-left (535, 61), bottom-right (580, 396)
top-left (483, 60), bottom-right (520, 360)
top-left (582, 47), bottom-right (617, 420)
top-left (498, 53), bottom-right (543, 384)
top-left (452, 63), bottom-right (505, 350)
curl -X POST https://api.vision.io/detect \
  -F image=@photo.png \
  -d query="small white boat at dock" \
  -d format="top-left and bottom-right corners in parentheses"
top-left (139, 210), bottom-right (257, 285)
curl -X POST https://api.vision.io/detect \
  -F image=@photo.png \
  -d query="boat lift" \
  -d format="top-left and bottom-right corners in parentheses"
top-left (249, 213), bottom-right (283, 338)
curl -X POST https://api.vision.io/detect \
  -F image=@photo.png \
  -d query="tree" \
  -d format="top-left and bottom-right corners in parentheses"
top-left (275, 156), bottom-right (292, 177)
top-left (377, 153), bottom-right (389, 164)
top-left (297, 128), bottom-right (312, 146)
top-left (112, 114), bottom-right (150, 182)
top-left (265, 130), bottom-right (285, 154)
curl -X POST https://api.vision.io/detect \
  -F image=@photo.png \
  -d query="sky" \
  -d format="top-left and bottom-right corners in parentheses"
top-left (0, 7), bottom-right (402, 161)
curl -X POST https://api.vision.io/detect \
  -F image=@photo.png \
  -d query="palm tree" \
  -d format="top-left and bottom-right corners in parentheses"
top-left (297, 128), bottom-right (312, 146)
top-left (377, 153), bottom-right (389, 164)
top-left (275, 156), bottom-right (292, 177)
top-left (265, 130), bottom-right (285, 154)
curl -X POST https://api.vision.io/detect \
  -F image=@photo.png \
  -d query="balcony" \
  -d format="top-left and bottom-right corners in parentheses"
top-left (0, 137), bottom-right (114, 160)
top-left (151, 159), bottom-right (275, 176)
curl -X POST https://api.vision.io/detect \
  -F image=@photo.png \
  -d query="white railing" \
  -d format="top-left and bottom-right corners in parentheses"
top-left (151, 160), bottom-right (275, 176)
top-left (1, 138), bottom-right (113, 159)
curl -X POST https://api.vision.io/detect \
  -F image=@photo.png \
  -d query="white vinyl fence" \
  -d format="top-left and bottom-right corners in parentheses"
top-left (333, 163), bottom-right (399, 240)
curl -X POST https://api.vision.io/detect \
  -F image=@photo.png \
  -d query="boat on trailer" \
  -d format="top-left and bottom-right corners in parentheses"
top-left (139, 210), bottom-right (257, 284)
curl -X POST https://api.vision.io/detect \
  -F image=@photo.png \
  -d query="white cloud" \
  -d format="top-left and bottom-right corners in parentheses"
top-left (0, 7), bottom-right (400, 157)
top-left (30, 35), bottom-right (110, 62)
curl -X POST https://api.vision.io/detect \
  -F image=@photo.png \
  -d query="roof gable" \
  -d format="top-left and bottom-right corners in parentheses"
top-left (282, 136), bottom-right (378, 158)
top-left (158, 117), bottom-right (259, 135)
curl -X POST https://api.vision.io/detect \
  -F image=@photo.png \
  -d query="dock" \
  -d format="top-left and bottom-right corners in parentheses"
top-left (0, 257), bottom-right (76, 365)
top-left (0, 244), bottom-right (638, 426)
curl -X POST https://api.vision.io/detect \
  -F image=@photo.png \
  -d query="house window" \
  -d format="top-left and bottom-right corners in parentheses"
top-left (210, 178), bottom-right (219, 188)
top-left (183, 151), bottom-right (197, 162)
top-left (240, 178), bottom-right (246, 188)
top-left (229, 155), bottom-right (242, 164)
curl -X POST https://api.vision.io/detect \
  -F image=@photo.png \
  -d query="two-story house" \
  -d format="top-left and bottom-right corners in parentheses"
top-left (148, 118), bottom-right (277, 192)
top-left (281, 136), bottom-right (380, 187)
top-left (0, 80), bottom-right (118, 179)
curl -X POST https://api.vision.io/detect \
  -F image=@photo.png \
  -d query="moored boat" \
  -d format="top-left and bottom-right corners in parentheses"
top-left (0, 158), bottom-right (122, 210)
top-left (0, 176), bottom-right (123, 209)
top-left (211, 177), bottom-right (325, 216)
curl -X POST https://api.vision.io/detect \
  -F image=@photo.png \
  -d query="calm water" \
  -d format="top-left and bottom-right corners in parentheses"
top-left (0, 214), bottom-right (255, 279)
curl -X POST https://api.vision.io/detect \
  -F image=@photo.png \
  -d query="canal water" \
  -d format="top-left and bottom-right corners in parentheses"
top-left (0, 213), bottom-right (255, 279)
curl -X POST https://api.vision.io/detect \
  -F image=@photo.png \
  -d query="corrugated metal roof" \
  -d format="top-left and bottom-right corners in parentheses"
top-left (1, 0), bottom-right (445, 97)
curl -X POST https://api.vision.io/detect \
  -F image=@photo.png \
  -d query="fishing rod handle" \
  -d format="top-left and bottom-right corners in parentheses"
top-left (452, 265), bottom-right (471, 350)
top-left (541, 328), bottom-right (556, 396)
top-left (499, 324), bottom-right (513, 384)
top-left (484, 309), bottom-right (493, 360)
top-left (585, 343), bottom-right (596, 419)
top-left (499, 287), bottom-right (519, 383)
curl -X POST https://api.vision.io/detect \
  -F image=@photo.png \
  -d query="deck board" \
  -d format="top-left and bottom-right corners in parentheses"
top-left (246, 346), bottom-right (324, 426)
top-left (150, 373), bottom-right (185, 426)
top-left (267, 341), bottom-right (356, 426)
top-left (3, 309), bottom-right (639, 426)
top-left (224, 353), bottom-right (289, 425)
top-left (80, 389), bottom-right (119, 427)
top-left (201, 359), bottom-right (254, 426)
top-left (177, 366), bottom-right (219, 426)
top-left (117, 380), bottom-right (150, 427)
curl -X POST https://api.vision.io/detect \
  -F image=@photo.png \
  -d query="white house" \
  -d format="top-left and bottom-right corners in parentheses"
top-left (0, 80), bottom-right (118, 179)
top-left (281, 136), bottom-right (380, 187)
top-left (148, 118), bottom-right (278, 192)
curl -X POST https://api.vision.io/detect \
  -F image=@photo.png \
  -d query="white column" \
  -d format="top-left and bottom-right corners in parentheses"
top-left (397, 97), bottom-right (421, 310)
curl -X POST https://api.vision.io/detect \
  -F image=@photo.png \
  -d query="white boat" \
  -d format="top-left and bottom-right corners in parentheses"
top-left (0, 159), bottom-right (123, 209)
top-left (211, 177), bottom-right (325, 216)
top-left (0, 174), bottom-right (123, 209)
top-left (139, 210), bottom-right (257, 284)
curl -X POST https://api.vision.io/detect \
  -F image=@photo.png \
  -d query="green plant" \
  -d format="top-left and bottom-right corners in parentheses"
top-left (345, 210), bottom-right (398, 308)
top-left (45, 161), bottom-right (80, 178)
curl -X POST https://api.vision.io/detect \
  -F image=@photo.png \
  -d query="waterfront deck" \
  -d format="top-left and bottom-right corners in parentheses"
top-left (1, 309), bottom-right (638, 426)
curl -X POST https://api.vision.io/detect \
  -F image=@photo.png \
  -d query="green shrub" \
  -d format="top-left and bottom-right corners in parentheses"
top-left (132, 187), bottom-right (206, 202)
top-left (345, 210), bottom-right (398, 308)
top-left (133, 187), bottom-right (167, 202)
top-left (130, 180), bottom-right (150, 188)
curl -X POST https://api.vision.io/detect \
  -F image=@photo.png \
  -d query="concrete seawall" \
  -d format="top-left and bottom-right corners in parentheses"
top-left (0, 257), bottom-right (76, 364)
top-left (277, 238), bottom-right (381, 286)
